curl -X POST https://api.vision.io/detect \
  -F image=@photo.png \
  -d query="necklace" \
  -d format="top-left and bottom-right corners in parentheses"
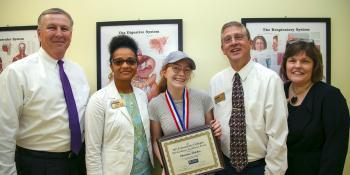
top-left (290, 96), bottom-right (298, 105)
top-left (289, 82), bottom-right (313, 105)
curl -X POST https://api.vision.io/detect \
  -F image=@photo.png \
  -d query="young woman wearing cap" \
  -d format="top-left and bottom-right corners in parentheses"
top-left (148, 51), bottom-right (222, 174)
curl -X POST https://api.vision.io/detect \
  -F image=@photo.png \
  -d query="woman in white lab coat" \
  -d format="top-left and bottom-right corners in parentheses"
top-left (85, 35), bottom-right (153, 175)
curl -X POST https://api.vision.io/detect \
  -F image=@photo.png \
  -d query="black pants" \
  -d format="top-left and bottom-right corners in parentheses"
top-left (216, 154), bottom-right (265, 175)
top-left (15, 145), bottom-right (86, 175)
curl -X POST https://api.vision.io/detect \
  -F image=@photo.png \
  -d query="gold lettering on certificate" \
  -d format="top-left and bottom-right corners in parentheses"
top-left (162, 130), bottom-right (220, 175)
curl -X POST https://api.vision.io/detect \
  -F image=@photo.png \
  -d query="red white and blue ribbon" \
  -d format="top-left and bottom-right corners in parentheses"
top-left (165, 88), bottom-right (189, 132)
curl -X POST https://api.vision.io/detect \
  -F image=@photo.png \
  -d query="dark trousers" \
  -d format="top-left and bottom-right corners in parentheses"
top-left (216, 154), bottom-right (265, 175)
top-left (15, 145), bottom-right (86, 175)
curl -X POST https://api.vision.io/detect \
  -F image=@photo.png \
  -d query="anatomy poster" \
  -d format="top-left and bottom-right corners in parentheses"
top-left (97, 20), bottom-right (182, 100)
top-left (242, 18), bottom-right (330, 83)
top-left (0, 26), bottom-right (40, 74)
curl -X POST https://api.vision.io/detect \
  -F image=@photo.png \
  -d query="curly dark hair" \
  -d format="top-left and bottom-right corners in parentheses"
top-left (108, 35), bottom-right (138, 64)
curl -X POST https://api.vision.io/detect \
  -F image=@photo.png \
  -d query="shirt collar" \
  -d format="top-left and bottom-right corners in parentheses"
top-left (230, 59), bottom-right (255, 82)
top-left (38, 47), bottom-right (65, 68)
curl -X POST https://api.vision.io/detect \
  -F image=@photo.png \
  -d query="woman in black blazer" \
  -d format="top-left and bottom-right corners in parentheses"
top-left (280, 39), bottom-right (349, 175)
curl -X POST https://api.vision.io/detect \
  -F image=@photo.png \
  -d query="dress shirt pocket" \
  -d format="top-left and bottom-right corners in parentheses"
top-left (245, 99), bottom-right (264, 129)
top-left (214, 91), bottom-right (230, 108)
top-left (213, 91), bottom-right (232, 125)
top-left (72, 85), bottom-right (90, 108)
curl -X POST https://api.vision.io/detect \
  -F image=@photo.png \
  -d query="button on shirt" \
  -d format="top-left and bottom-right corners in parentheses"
top-left (209, 60), bottom-right (288, 175)
top-left (0, 48), bottom-right (90, 174)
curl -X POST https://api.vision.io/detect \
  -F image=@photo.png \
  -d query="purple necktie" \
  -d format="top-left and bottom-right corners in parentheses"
top-left (58, 60), bottom-right (82, 155)
top-left (229, 73), bottom-right (248, 172)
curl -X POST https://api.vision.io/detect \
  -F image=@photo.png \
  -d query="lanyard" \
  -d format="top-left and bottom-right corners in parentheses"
top-left (164, 88), bottom-right (189, 132)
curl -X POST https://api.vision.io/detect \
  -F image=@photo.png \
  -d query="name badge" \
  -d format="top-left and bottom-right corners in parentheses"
top-left (214, 92), bottom-right (225, 104)
top-left (111, 99), bottom-right (125, 109)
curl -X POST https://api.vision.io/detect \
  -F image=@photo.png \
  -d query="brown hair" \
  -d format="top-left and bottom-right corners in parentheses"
top-left (38, 8), bottom-right (73, 27)
top-left (157, 63), bottom-right (194, 93)
top-left (158, 65), bottom-right (170, 93)
top-left (280, 40), bottom-right (323, 83)
top-left (221, 21), bottom-right (251, 41)
top-left (252, 36), bottom-right (267, 50)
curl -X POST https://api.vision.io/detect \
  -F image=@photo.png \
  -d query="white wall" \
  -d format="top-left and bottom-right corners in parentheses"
top-left (1, 0), bottom-right (349, 174)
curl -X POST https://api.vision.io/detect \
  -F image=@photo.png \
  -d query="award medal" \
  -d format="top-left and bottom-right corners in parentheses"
top-left (165, 88), bottom-right (189, 132)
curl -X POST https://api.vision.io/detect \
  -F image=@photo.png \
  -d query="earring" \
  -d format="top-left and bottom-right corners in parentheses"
top-left (108, 72), bottom-right (113, 80)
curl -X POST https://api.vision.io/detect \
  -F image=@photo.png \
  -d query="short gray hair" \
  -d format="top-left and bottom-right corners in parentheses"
top-left (37, 8), bottom-right (73, 27)
top-left (221, 21), bottom-right (250, 40)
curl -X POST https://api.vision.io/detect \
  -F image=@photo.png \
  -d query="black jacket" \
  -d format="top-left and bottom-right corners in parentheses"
top-left (284, 81), bottom-right (349, 175)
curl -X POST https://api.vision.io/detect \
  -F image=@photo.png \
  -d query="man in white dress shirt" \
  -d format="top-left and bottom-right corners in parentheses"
top-left (0, 8), bottom-right (90, 175)
top-left (209, 21), bottom-right (288, 175)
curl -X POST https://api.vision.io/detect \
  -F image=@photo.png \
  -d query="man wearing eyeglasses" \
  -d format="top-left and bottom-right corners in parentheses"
top-left (0, 8), bottom-right (90, 175)
top-left (209, 21), bottom-right (288, 175)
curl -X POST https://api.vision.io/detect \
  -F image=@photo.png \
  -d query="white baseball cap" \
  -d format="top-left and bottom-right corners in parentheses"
top-left (163, 51), bottom-right (196, 70)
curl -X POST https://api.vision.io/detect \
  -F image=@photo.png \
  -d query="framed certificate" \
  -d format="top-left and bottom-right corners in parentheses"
top-left (157, 125), bottom-right (224, 175)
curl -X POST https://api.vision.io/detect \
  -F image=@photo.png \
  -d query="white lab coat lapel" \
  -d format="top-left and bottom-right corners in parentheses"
top-left (106, 81), bottom-right (133, 125)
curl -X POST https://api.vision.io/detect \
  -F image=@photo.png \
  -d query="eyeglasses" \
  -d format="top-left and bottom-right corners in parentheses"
top-left (286, 38), bottom-right (315, 46)
top-left (112, 57), bottom-right (137, 66)
top-left (222, 34), bottom-right (247, 44)
top-left (169, 64), bottom-right (192, 76)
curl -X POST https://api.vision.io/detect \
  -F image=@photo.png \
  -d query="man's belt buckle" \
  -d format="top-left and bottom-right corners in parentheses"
top-left (67, 152), bottom-right (73, 159)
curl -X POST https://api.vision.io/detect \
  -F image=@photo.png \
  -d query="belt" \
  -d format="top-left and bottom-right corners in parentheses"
top-left (246, 158), bottom-right (265, 168)
top-left (16, 146), bottom-right (78, 159)
top-left (223, 155), bottom-right (265, 168)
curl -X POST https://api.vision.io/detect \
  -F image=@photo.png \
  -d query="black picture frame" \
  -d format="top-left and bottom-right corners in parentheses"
top-left (96, 19), bottom-right (183, 90)
top-left (241, 18), bottom-right (331, 83)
